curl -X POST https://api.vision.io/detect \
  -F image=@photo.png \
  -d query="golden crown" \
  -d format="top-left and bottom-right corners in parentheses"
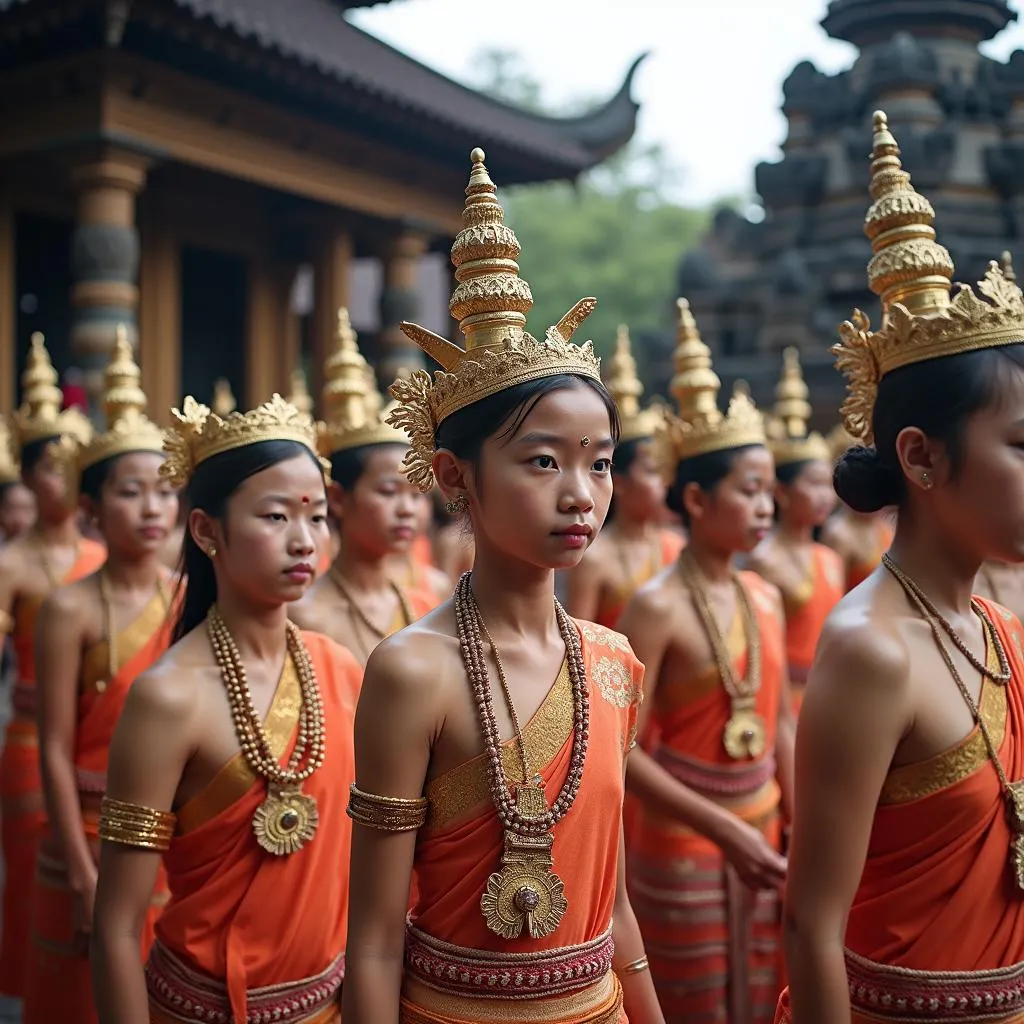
top-left (0, 419), bottom-right (20, 485)
top-left (604, 324), bottom-right (664, 443)
top-left (387, 148), bottom-right (602, 492)
top-left (11, 333), bottom-right (93, 451)
top-left (767, 347), bottom-right (831, 465)
top-left (654, 299), bottom-right (765, 479)
top-left (211, 377), bottom-right (237, 418)
top-left (287, 366), bottom-right (315, 418)
top-left (72, 325), bottom-right (166, 474)
top-left (835, 111), bottom-right (1024, 444)
top-left (161, 394), bottom-right (325, 489)
top-left (318, 308), bottom-right (408, 457)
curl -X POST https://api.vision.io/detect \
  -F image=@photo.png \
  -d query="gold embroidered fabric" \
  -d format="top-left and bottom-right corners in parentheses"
top-left (425, 660), bottom-right (572, 831)
top-left (80, 588), bottom-right (170, 694)
top-left (175, 656), bottom-right (300, 833)
top-left (880, 635), bottom-right (1007, 805)
top-left (578, 621), bottom-right (633, 654)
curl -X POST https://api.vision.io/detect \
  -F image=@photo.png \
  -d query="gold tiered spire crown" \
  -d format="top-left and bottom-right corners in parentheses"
top-left (0, 420), bottom-right (20, 484)
top-left (655, 298), bottom-right (765, 476)
top-left (161, 394), bottom-right (325, 489)
top-left (388, 147), bottom-right (602, 491)
top-left (604, 324), bottom-right (664, 443)
top-left (767, 347), bottom-right (831, 466)
top-left (67, 325), bottom-right (166, 474)
top-left (835, 110), bottom-right (1024, 444)
top-left (12, 333), bottom-right (93, 451)
top-left (318, 308), bottom-right (407, 456)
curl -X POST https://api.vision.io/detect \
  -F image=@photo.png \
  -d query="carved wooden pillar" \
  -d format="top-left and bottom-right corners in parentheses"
top-left (312, 228), bottom-right (352, 402)
top-left (69, 146), bottom-right (149, 406)
top-left (378, 229), bottom-right (428, 382)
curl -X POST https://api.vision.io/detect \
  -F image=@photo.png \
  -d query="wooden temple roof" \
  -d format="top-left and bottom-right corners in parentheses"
top-left (0, 0), bottom-right (643, 184)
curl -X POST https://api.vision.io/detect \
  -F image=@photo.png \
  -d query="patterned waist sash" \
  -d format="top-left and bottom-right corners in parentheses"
top-left (846, 948), bottom-right (1024, 1023)
top-left (146, 940), bottom-right (344, 1024)
top-left (656, 746), bottom-right (777, 799)
top-left (404, 924), bottom-right (615, 1002)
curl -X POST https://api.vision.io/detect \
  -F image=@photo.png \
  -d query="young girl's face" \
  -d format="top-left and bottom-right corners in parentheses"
top-left (95, 452), bottom-right (179, 558)
top-left (687, 446), bottom-right (776, 554)
top-left (469, 383), bottom-right (615, 571)
top-left (777, 459), bottom-right (836, 530)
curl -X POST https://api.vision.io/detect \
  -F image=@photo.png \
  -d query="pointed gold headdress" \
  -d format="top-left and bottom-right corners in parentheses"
top-left (654, 299), bottom-right (765, 479)
top-left (211, 377), bottom-right (237, 418)
top-left (387, 148), bottom-right (602, 491)
top-left (835, 111), bottom-right (1024, 444)
top-left (161, 394), bottom-right (326, 489)
top-left (318, 308), bottom-right (408, 457)
top-left (767, 347), bottom-right (830, 466)
top-left (604, 324), bottom-right (664, 443)
top-left (11, 333), bottom-right (93, 451)
top-left (287, 367), bottom-right (314, 417)
top-left (0, 420), bottom-right (20, 485)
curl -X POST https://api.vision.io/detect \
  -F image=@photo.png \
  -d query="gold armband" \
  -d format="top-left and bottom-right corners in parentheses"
top-left (99, 796), bottom-right (176, 852)
top-left (347, 783), bottom-right (428, 832)
top-left (614, 956), bottom-right (650, 977)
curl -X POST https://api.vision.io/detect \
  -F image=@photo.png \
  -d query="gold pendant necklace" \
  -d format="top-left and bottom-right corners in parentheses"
top-left (883, 556), bottom-right (1024, 891)
top-left (453, 573), bottom-right (587, 940)
top-left (207, 608), bottom-right (326, 856)
top-left (679, 551), bottom-right (765, 760)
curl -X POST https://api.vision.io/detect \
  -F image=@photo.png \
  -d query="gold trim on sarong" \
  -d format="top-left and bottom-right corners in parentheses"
top-left (81, 588), bottom-right (171, 694)
top-left (175, 656), bottom-right (300, 834)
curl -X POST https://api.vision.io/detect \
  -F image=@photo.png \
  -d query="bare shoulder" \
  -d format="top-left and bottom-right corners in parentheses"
top-left (123, 632), bottom-right (207, 727)
top-left (820, 514), bottom-right (850, 550)
top-left (41, 573), bottom-right (96, 621)
top-left (739, 570), bottom-right (784, 619)
top-left (627, 562), bottom-right (682, 619)
top-left (424, 565), bottom-right (453, 601)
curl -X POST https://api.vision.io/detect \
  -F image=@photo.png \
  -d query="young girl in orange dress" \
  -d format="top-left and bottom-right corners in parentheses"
top-left (343, 149), bottom-right (664, 1024)
top-left (567, 323), bottom-right (683, 629)
top-left (291, 309), bottom-right (437, 664)
top-left (780, 112), bottom-right (1024, 1024)
top-left (23, 330), bottom-right (178, 1024)
top-left (0, 335), bottom-right (105, 1012)
top-left (748, 349), bottom-right (842, 710)
top-left (619, 299), bottom-right (794, 1024)
top-left (91, 394), bottom-right (362, 1024)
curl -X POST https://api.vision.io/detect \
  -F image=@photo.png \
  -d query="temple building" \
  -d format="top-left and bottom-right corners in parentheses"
top-left (667, 0), bottom-right (1021, 426)
top-left (0, 0), bottom-right (640, 420)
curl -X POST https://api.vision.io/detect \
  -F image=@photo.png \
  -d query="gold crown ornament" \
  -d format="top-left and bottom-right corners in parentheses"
top-left (287, 367), bottom-right (314, 418)
top-left (11, 333), bottom-right (93, 452)
top-left (835, 111), bottom-right (1024, 444)
top-left (767, 347), bottom-right (831, 466)
top-left (604, 324), bottom-right (664, 443)
top-left (49, 325), bottom-right (167, 486)
top-left (318, 308), bottom-right (408, 457)
top-left (387, 148), bottom-right (602, 492)
top-left (654, 299), bottom-right (765, 480)
top-left (0, 420), bottom-right (20, 485)
top-left (161, 394), bottom-right (327, 489)
top-left (211, 377), bottom-right (237, 418)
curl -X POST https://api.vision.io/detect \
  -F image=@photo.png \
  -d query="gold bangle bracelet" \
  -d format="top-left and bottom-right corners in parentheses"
top-left (99, 796), bottom-right (176, 852)
top-left (347, 783), bottom-right (428, 832)
top-left (614, 956), bottom-right (650, 976)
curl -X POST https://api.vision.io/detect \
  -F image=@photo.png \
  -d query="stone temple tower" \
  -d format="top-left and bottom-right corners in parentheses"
top-left (668, 0), bottom-right (1020, 426)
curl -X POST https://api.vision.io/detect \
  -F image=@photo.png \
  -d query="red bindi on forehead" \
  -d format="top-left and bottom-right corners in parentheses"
top-left (301, 496), bottom-right (310, 504)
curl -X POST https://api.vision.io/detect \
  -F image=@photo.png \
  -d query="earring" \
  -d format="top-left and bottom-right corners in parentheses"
top-left (444, 495), bottom-right (468, 516)
top-left (207, 546), bottom-right (217, 558)
top-left (920, 471), bottom-right (933, 490)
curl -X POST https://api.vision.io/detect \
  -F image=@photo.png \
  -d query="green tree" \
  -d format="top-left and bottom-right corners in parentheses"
top-left (470, 49), bottom-right (709, 358)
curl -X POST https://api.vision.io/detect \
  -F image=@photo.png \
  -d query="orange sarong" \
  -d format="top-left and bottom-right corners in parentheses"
top-left (595, 529), bottom-right (685, 630)
top-left (145, 632), bottom-right (359, 1024)
top-left (400, 620), bottom-right (643, 1023)
top-left (23, 588), bottom-right (174, 1024)
top-left (845, 519), bottom-right (895, 593)
top-left (629, 570), bottom-right (785, 1024)
top-left (0, 538), bottom-right (105, 999)
top-left (776, 598), bottom-right (1024, 1024)
top-left (783, 544), bottom-right (843, 712)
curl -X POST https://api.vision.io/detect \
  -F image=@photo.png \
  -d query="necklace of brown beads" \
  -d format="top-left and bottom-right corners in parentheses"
top-left (207, 606), bottom-right (326, 856)
top-left (453, 572), bottom-right (589, 940)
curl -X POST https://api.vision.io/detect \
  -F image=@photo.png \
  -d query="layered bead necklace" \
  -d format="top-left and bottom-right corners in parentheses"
top-left (207, 606), bottom-right (326, 856)
top-left (453, 572), bottom-right (589, 939)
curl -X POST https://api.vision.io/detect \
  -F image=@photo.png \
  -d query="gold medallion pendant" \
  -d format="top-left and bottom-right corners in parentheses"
top-left (481, 831), bottom-right (568, 940)
top-left (252, 784), bottom-right (319, 856)
top-left (723, 699), bottom-right (767, 760)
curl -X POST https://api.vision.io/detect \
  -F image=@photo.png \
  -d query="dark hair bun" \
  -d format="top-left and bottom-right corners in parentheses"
top-left (833, 445), bottom-right (903, 514)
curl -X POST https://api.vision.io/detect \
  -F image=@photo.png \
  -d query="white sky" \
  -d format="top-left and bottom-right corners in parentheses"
top-left (352, 0), bottom-right (1024, 207)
